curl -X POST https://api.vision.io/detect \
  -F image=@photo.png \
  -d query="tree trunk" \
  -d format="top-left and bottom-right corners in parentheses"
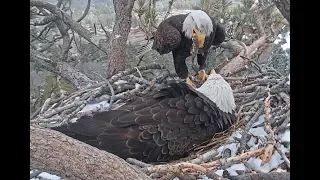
top-left (272, 0), bottom-right (290, 24)
top-left (107, 0), bottom-right (136, 77)
top-left (30, 125), bottom-right (151, 180)
top-left (30, 48), bottom-right (95, 89)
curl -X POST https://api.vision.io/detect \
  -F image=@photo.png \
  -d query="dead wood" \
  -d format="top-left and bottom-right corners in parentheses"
top-left (239, 103), bottom-right (264, 152)
top-left (260, 92), bottom-right (276, 166)
top-left (127, 158), bottom-right (152, 168)
top-left (30, 125), bottom-right (151, 180)
top-left (219, 34), bottom-right (267, 76)
top-left (30, 1), bottom-right (92, 41)
top-left (274, 115), bottom-right (290, 133)
top-left (188, 149), bottom-right (219, 164)
top-left (30, 64), bottom-right (166, 125)
top-left (275, 143), bottom-right (290, 168)
top-left (143, 162), bottom-right (207, 174)
top-left (228, 172), bottom-right (290, 180)
top-left (200, 148), bottom-right (264, 168)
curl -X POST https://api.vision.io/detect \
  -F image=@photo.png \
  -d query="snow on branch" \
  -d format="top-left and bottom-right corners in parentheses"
top-left (30, 63), bottom-right (166, 125)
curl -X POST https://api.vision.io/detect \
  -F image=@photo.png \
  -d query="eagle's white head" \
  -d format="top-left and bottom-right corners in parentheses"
top-left (196, 70), bottom-right (236, 114)
top-left (182, 10), bottom-right (213, 48)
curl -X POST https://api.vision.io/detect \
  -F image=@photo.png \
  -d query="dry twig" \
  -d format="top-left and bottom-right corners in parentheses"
top-left (260, 92), bottom-right (276, 166)
top-left (239, 102), bottom-right (264, 153)
top-left (142, 162), bottom-right (206, 174)
top-left (126, 158), bottom-right (152, 168)
top-left (275, 143), bottom-right (290, 169)
top-left (188, 149), bottom-right (219, 164)
top-left (200, 148), bottom-right (264, 168)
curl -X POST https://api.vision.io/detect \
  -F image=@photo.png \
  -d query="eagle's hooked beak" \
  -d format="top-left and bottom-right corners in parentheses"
top-left (192, 28), bottom-right (205, 48)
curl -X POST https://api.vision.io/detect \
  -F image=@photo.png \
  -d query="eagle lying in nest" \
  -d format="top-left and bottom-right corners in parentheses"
top-left (138, 10), bottom-right (226, 88)
top-left (52, 69), bottom-right (236, 163)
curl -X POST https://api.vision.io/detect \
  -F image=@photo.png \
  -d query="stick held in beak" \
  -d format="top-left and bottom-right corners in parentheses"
top-left (192, 28), bottom-right (206, 48)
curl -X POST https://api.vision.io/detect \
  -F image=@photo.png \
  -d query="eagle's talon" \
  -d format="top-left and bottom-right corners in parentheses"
top-left (186, 77), bottom-right (196, 88)
top-left (210, 68), bottom-right (216, 75)
top-left (198, 70), bottom-right (209, 83)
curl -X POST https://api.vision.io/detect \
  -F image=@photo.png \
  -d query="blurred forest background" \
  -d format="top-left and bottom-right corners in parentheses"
top-left (30, 0), bottom-right (289, 117)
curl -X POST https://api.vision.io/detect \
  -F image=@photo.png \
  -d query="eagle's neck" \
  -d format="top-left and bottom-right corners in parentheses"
top-left (182, 10), bottom-right (213, 39)
top-left (196, 74), bottom-right (236, 114)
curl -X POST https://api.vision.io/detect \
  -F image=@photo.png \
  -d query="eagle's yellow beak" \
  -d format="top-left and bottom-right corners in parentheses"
top-left (192, 28), bottom-right (205, 48)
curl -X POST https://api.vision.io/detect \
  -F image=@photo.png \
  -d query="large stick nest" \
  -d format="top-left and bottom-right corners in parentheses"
top-left (30, 63), bottom-right (290, 180)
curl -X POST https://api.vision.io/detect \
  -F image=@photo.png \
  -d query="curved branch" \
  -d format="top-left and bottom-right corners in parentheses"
top-left (30, 125), bottom-right (152, 180)
top-left (30, 1), bottom-right (92, 41)
top-left (219, 34), bottom-right (267, 76)
top-left (30, 48), bottom-right (94, 89)
top-left (76, 0), bottom-right (91, 22)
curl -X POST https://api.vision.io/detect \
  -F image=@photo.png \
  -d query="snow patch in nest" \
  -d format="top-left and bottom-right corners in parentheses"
top-left (79, 100), bottom-right (110, 113)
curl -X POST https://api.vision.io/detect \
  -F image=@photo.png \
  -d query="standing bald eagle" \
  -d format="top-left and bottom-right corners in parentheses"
top-left (138, 10), bottom-right (226, 88)
top-left (52, 70), bottom-right (236, 163)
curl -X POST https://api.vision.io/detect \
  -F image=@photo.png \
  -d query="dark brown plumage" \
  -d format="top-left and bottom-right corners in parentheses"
top-left (52, 81), bottom-right (236, 163)
top-left (152, 11), bottom-right (226, 86)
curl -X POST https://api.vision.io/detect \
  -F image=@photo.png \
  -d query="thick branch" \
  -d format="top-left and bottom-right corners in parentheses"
top-left (30, 125), bottom-right (151, 180)
top-left (30, 48), bottom-right (94, 89)
top-left (76, 0), bottom-right (91, 22)
top-left (219, 34), bottom-right (267, 76)
top-left (30, 1), bottom-right (92, 41)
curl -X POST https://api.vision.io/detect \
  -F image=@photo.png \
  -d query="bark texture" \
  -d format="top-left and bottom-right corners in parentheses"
top-left (272, 0), bottom-right (290, 24)
top-left (107, 0), bottom-right (136, 77)
top-left (228, 172), bottom-right (290, 180)
top-left (30, 125), bottom-right (151, 180)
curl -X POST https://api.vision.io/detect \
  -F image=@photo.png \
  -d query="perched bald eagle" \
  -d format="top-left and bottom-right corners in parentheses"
top-left (52, 70), bottom-right (236, 163)
top-left (138, 10), bottom-right (226, 88)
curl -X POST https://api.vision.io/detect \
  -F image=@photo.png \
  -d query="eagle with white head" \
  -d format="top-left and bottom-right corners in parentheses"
top-left (137, 10), bottom-right (226, 88)
top-left (52, 70), bottom-right (236, 163)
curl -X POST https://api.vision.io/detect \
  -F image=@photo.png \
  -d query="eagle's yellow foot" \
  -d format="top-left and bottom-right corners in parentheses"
top-left (198, 69), bottom-right (209, 83)
top-left (210, 68), bottom-right (216, 75)
top-left (186, 77), bottom-right (196, 88)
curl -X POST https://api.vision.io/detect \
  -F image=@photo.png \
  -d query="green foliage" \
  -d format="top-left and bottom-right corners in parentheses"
top-left (271, 12), bottom-right (284, 24)
top-left (267, 27), bottom-right (290, 76)
top-left (229, 0), bottom-right (255, 26)
top-left (30, 72), bottom-right (76, 114)
top-left (43, 74), bottom-right (76, 98)
top-left (133, 0), bottom-right (160, 37)
top-left (194, 0), bottom-right (232, 21)
top-left (193, 0), bottom-right (281, 41)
